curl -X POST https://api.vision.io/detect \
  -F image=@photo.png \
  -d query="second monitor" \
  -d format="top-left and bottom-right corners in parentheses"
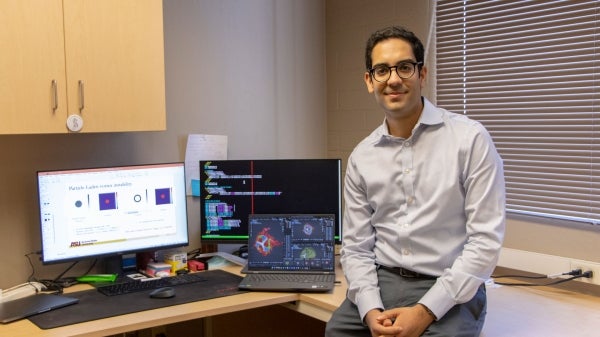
top-left (199, 159), bottom-right (342, 244)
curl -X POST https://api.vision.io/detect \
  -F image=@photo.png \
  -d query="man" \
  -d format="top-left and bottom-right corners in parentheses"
top-left (325, 26), bottom-right (505, 337)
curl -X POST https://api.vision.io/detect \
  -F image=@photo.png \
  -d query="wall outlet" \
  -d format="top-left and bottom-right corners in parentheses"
top-left (569, 259), bottom-right (600, 286)
top-left (498, 249), bottom-right (600, 287)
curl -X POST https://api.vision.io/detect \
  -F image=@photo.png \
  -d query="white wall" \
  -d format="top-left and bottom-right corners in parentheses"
top-left (161, 0), bottom-right (326, 160)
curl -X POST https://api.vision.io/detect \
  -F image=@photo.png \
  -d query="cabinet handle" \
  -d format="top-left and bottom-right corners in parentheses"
top-left (78, 80), bottom-right (85, 112)
top-left (51, 80), bottom-right (58, 112)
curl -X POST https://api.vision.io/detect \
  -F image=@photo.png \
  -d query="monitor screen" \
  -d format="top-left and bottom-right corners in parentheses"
top-left (199, 159), bottom-right (342, 244)
top-left (246, 214), bottom-right (336, 272)
top-left (37, 162), bottom-right (189, 264)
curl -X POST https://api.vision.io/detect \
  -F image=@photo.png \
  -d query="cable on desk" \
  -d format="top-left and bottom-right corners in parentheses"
top-left (492, 268), bottom-right (583, 280)
top-left (25, 251), bottom-right (41, 283)
top-left (491, 274), bottom-right (588, 287)
top-left (24, 252), bottom-right (98, 294)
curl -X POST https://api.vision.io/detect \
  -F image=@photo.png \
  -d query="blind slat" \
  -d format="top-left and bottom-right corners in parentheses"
top-left (436, 0), bottom-right (600, 225)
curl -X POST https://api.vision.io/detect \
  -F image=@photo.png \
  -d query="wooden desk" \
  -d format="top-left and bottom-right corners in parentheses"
top-left (3, 262), bottom-right (599, 337)
top-left (0, 264), bottom-right (346, 337)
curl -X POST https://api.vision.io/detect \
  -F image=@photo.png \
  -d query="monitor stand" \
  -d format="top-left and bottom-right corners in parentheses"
top-left (101, 253), bottom-right (142, 276)
top-left (101, 255), bottom-right (126, 275)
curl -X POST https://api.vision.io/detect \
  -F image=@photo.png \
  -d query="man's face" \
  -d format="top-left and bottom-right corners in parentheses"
top-left (364, 38), bottom-right (426, 121)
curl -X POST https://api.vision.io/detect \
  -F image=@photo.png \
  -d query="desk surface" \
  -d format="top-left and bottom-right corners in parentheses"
top-left (0, 264), bottom-right (347, 337)
top-left (3, 262), bottom-right (600, 337)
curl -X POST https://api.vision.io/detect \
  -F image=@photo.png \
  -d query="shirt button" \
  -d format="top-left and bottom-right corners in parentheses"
top-left (402, 249), bottom-right (411, 255)
top-left (407, 196), bottom-right (414, 204)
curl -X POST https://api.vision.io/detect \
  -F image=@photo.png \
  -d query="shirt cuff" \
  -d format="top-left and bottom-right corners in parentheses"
top-left (356, 288), bottom-right (385, 321)
top-left (418, 282), bottom-right (456, 320)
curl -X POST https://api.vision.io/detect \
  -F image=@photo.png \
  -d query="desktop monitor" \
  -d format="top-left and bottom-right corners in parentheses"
top-left (37, 162), bottom-right (189, 265)
top-left (199, 159), bottom-right (342, 244)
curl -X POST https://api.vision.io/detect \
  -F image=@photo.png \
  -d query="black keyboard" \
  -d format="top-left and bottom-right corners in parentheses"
top-left (97, 272), bottom-right (208, 296)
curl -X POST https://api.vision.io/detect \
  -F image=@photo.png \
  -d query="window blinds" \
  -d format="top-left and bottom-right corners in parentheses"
top-left (435, 0), bottom-right (600, 224)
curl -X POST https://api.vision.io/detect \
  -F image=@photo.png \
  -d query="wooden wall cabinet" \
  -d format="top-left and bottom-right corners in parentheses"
top-left (0, 0), bottom-right (166, 134)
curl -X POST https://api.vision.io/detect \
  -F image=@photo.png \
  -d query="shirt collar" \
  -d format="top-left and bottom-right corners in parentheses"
top-left (375, 97), bottom-right (443, 144)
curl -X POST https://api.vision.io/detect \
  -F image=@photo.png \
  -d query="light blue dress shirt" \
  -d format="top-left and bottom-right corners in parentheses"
top-left (340, 98), bottom-right (506, 320)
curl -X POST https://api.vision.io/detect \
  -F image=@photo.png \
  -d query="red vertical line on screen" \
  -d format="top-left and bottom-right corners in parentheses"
top-left (251, 161), bottom-right (255, 213)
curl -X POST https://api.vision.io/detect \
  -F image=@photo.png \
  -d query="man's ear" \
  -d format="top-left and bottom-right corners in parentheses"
top-left (419, 65), bottom-right (427, 89)
top-left (364, 72), bottom-right (374, 93)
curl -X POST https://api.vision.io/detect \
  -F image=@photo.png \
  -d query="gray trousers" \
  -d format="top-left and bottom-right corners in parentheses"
top-left (325, 267), bottom-right (487, 337)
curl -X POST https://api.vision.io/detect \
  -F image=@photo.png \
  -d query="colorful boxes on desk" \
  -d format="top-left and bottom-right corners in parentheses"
top-left (163, 251), bottom-right (188, 273)
top-left (145, 262), bottom-right (172, 277)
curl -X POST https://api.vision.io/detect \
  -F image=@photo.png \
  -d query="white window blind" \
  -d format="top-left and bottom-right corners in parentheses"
top-left (435, 0), bottom-right (600, 224)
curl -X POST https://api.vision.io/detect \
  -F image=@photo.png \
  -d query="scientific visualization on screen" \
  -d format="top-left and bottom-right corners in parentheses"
top-left (247, 214), bottom-right (335, 271)
top-left (38, 163), bottom-right (189, 264)
top-left (199, 159), bottom-right (342, 244)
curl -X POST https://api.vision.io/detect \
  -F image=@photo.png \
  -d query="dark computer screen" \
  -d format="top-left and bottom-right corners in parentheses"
top-left (199, 159), bottom-right (342, 244)
top-left (37, 162), bottom-right (189, 264)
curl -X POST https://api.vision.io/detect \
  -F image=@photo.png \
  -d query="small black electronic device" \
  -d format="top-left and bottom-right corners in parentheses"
top-left (149, 287), bottom-right (176, 299)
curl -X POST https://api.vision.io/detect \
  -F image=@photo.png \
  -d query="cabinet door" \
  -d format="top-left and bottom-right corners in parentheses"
top-left (63, 0), bottom-right (166, 132)
top-left (0, 0), bottom-right (68, 134)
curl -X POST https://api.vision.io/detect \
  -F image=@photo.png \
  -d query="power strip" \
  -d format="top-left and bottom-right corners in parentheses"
top-left (0, 282), bottom-right (47, 303)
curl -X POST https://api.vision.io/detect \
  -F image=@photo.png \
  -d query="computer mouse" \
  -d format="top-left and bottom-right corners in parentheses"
top-left (149, 287), bottom-right (175, 299)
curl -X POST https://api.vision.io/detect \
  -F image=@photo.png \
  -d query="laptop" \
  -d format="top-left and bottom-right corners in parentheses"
top-left (238, 214), bottom-right (337, 292)
top-left (0, 293), bottom-right (79, 324)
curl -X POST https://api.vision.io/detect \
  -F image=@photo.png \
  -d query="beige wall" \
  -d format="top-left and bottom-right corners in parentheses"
top-left (326, 0), bottom-right (433, 167)
top-left (326, 0), bottom-right (600, 270)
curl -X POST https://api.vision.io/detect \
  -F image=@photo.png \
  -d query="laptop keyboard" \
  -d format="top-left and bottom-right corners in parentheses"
top-left (243, 273), bottom-right (335, 283)
top-left (97, 272), bottom-right (208, 296)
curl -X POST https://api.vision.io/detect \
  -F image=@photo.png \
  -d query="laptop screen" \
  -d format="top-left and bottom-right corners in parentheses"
top-left (246, 214), bottom-right (335, 272)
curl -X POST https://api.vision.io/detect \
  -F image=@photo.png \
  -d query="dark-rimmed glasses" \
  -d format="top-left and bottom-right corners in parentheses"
top-left (369, 62), bottom-right (423, 82)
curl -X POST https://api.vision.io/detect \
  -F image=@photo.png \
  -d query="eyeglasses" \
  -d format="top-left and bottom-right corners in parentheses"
top-left (369, 61), bottom-right (423, 83)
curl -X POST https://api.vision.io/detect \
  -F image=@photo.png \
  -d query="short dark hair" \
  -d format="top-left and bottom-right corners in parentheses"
top-left (365, 26), bottom-right (425, 71)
